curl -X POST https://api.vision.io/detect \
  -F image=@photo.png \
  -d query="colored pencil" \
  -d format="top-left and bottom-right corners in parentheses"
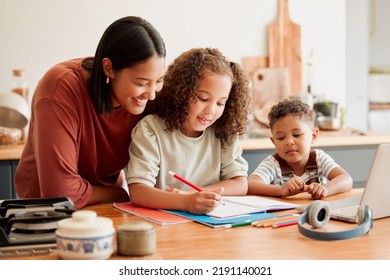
top-left (272, 219), bottom-right (298, 228)
top-left (169, 171), bottom-right (202, 191)
top-left (254, 214), bottom-right (300, 228)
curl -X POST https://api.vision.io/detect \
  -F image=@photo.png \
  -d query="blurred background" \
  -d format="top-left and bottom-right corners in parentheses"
top-left (0, 0), bottom-right (389, 132)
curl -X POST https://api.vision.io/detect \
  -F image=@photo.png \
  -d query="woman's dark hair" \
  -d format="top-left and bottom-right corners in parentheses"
top-left (83, 16), bottom-right (166, 114)
top-left (149, 48), bottom-right (251, 146)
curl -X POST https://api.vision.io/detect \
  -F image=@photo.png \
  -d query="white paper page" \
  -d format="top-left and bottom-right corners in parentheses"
top-left (207, 201), bottom-right (263, 219)
top-left (222, 196), bottom-right (299, 211)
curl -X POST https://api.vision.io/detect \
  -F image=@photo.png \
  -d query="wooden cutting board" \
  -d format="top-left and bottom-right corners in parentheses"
top-left (242, 56), bottom-right (269, 76)
top-left (268, 0), bottom-right (302, 96)
top-left (251, 67), bottom-right (289, 126)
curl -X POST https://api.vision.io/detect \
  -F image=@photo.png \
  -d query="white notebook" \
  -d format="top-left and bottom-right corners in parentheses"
top-left (208, 195), bottom-right (299, 219)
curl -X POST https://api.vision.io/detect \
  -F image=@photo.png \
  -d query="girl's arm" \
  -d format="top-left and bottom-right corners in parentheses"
top-left (201, 176), bottom-right (248, 195)
top-left (129, 183), bottom-right (222, 214)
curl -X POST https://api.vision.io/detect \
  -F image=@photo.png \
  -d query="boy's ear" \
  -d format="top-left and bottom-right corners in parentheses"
top-left (311, 128), bottom-right (319, 143)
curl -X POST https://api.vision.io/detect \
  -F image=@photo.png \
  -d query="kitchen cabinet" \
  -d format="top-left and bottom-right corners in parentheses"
top-left (0, 160), bottom-right (19, 199)
top-left (0, 144), bottom-right (23, 200)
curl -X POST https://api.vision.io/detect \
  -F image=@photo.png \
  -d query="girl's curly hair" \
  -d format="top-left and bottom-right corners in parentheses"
top-left (148, 47), bottom-right (251, 146)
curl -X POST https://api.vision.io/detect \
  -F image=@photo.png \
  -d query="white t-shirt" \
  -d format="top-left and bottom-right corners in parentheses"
top-left (127, 115), bottom-right (248, 190)
top-left (251, 149), bottom-right (339, 186)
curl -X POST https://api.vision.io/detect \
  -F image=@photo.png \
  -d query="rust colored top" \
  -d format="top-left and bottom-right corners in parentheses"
top-left (15, 58), bottom-right (143, 209)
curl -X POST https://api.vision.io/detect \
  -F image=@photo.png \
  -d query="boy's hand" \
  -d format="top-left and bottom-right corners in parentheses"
top-left (281, 178), bottom-right (306, 196)
top-left (307, 183), bottom-right (329, 199)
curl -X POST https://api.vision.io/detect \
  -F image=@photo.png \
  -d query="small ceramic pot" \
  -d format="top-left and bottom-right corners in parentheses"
top-left (116, 221), bottom-right (156, 256)
top-left (56, 210), bottom-right (115, 260)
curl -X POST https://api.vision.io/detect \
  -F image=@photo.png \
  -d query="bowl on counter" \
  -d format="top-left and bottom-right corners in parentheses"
top-left (0, 92), bottom-right (30, 129)
top-left (0, 126), bottom-right (22, 146)
top-left (316, 116), bottom-right (341, 131)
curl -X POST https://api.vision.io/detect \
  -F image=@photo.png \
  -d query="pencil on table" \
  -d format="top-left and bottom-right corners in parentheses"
top-left (272, 219), bottom-right (298, 228)
top-left (253, 214), bottom-right (299, 228)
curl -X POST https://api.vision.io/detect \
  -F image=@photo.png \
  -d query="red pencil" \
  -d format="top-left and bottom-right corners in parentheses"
top-left (168, 171), bottom-right (203, 191)
top-left (169, 171), bottom-right (225, 205)
top-left (272, 219), bottom-right (298, 228)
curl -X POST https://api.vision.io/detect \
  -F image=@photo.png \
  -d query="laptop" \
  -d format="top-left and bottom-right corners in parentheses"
top-left (296, 142), bottom-right (390, 223)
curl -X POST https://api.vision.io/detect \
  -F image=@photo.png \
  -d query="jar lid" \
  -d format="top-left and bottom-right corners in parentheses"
top-left (117, 221), bottom-right (154, 233)
top-left (12, 69), bottom-right (26, 77)
top-left (56, 210), bottom-right (114, 238)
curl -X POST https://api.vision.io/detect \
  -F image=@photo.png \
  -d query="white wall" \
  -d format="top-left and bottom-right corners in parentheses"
top-left (0, 0), bottom-right (346, 111)
top-left (345, 0), bottom-right (370, 130)
top-left (369, 0), bottom-right (390, 68)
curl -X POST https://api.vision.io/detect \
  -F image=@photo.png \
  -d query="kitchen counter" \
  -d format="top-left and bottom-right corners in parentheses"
top-left (240, 128), bottom-right (390, 150)
top-left (1, 129), bottom-right (390, 199)
top-left (0, 143), bottom-right (24, 161)
top-left (1, 129), bottom-right (390, 161)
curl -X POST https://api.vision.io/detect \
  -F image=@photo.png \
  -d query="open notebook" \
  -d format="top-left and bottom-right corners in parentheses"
top-left (296, 142), bottom-right (390, 223)
top-left (208, 195), bottom-right (298, 219)
top-left (163, 196), bottom-right (298, 228)
top-left (115, 196), bottom-right (298, 228)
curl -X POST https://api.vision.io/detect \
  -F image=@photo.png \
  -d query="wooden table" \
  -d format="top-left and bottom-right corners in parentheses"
top-left (4, 189), bottom-right (390, 260)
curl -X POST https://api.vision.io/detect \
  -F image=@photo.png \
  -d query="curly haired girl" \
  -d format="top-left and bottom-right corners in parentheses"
top-left (127, 48), bottom-right (251, 214)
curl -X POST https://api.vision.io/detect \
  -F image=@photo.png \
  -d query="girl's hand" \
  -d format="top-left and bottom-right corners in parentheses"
top-left (307, 183), bottom-right (329, 199)
top-left (184, 188), bottom-right (224, 215)
top-left (281, 178), bottom-right (306, 197)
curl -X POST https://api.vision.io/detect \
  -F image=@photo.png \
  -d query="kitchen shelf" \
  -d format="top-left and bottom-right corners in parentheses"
top-left (369, 102), bottom-right (390, 110)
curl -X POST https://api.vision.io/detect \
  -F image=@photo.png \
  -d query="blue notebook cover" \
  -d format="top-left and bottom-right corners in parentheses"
top-left (163, 210), bottom-right (276, 228)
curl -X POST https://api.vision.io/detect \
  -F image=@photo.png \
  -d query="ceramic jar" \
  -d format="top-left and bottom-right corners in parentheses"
top-left (55, 210), bottom-right (115, 260)
top-left (116, 221), bottom-right (156, 256)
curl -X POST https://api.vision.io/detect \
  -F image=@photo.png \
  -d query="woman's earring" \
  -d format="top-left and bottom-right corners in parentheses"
top-left (106, 77), bottom-right (110, 84)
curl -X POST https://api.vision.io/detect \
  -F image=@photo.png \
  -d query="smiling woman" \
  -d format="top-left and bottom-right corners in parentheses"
top-left (14, 16), bottom-right (166, 209)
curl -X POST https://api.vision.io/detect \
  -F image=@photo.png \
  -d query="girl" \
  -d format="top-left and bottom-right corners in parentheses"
top-left (127, 48), bottom-right (251, 214)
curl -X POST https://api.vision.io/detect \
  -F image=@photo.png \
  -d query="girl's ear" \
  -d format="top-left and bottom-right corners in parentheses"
top-left (102, 58), bottom-right (114, 79)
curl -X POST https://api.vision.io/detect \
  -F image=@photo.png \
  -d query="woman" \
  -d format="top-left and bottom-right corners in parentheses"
top-left (15, 16), bottom-right (166, 209)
